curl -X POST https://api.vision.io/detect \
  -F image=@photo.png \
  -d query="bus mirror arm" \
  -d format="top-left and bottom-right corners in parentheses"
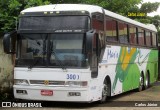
top-left (3, 30), bottom-right (17, 54)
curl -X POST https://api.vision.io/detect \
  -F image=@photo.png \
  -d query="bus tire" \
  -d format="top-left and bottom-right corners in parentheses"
top-left (138, 73), bottom-right (144, 92)
top-left (100, 78), bottom-right (111, 103)
top-left (145, 71), bottom-right (150, 89)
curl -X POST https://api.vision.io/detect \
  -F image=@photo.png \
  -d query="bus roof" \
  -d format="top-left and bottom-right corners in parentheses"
top-left (21, 4), bottom-right (157, 32)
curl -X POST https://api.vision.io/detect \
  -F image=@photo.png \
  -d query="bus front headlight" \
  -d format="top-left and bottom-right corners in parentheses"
top-left (65, 81), bottom-right (87, 87)
top-left (14, 79), bottom-right (29, 85)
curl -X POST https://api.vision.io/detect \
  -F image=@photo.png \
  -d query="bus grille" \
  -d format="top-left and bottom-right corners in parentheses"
top-left (29, 80), bottom-right (65, 86)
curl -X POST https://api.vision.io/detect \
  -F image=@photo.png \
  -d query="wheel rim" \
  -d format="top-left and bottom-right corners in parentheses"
top-left (101, 83), bottom-right (108, 101)
top-left (102, 84), bottom-right (108, 96)
top-left (139, 75), bottom-right (143, 90)
top-left (145, 74), bottom-right (149, 88)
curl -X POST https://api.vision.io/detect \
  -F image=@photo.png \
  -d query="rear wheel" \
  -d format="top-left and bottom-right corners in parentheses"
top-left (138, 74), bottom-right (144, 91)
top-left (145, 72), bottom-right (150, 89)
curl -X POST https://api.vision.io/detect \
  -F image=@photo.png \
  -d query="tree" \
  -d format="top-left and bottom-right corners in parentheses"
top-left (54, 0), bottom-right (142, 15)
top-left (151, 15), bottom-right (160, 28)
top-left (140, 2), bottom-right (160, 42)
top-left (152, 15), bottom-right (160, 42)
top-left (140, 2), bottom-right (160, 13)
top-left (0, 0), bottom-right (51, 34)
top-left (126, 2), bottom-right (160, 42)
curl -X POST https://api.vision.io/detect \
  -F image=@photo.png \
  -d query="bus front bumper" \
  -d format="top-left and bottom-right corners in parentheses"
top-left (13, 85), bottom-right (91, 102)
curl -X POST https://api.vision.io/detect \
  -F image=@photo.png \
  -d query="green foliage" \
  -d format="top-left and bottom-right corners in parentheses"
top-left (24, 0), bottom-right (50, 9)
top-left (104, 0), bottom-right (141, 15)
top-left (149, 15), bottom-right (160, 42)
top-left (51, 0), bottom-right (81, 4)
top-left (151, 15), bottom-right (160, 28)
top-left (137, 18), bottom-right (151, 24)
top-left (126, 1), bottom-right (160, 42)
top-left (127, 2), bottom-right (160, 21)
top-left (140, 2), bottom-right (160, 13)
top-left (57, 0), bottom-right (142, 16)
top-left (0, 0), bottom-right (51, 34)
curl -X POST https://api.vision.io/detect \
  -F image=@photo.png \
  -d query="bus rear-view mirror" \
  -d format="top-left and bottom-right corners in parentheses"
top-left (3, 31), bottom-right (17, 54)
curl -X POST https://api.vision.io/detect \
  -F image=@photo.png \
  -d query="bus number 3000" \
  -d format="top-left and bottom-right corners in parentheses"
top-left (66, 74), bottom-right (80, 80)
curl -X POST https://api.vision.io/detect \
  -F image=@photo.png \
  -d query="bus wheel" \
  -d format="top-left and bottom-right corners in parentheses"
top-left (100, 80), bottom-right (108, 103)
top-left (145, 72), bottom-right (150, 89)
top-left (138, 73), bottom-right (144, 91)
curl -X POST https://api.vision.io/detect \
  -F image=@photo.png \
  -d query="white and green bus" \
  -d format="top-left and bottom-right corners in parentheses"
top-left (3, 4), bottom-right (158, 102)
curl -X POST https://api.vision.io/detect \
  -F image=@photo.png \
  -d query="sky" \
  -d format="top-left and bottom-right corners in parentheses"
top-left (142, 0), bottom-right (160, 16)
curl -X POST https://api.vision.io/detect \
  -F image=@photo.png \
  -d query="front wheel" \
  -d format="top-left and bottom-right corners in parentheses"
top-left (100, 80), bottom-right (110, 103)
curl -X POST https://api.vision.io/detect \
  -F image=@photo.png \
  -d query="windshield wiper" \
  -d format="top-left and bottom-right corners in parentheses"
top-left (28, 34), bottom-right (48, 69)
top-left (28, 51), bottom-right (46, 69)
top-left (49, 41), bottom-right (66, 70)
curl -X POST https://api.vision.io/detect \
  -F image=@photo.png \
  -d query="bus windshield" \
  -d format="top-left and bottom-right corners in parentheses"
top-left (16, 33), bottom-right (88, 68)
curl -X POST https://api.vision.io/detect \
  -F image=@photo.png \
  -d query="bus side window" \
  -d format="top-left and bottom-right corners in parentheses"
top-left (152, 32), bottom-right (157, 47)
top-left (138, 28), bottom-right (145, 45)
top-left (118, 22), bottom-right (128, 44)
top-left (129, 25), bottom-right (137, 45)
top-left (92, 13), bottom-right (104, 31)
top-left (106, 17), bottom-right (118, 42)
top-left (145, 31), bottom-right (151, 46)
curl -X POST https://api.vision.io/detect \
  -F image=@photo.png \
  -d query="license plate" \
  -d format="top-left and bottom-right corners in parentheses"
top-left (41, 90), bottom-right (53, 96)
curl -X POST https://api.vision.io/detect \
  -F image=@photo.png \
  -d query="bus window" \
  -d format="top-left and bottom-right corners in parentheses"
top-left (138, 28), bottom-right (144, 45)
top-left (152, 32), bottom-right (157, 47)
top-left (118, 22), bottom-right (128, 44)
top-left (106, 17), bottom-right (118, 42)
top-left (92, 13), bottom-right (104, 31)
top-left (145, 31), bottom-right (151, 46)
top-left (129, 25), bottom-right (137, 44)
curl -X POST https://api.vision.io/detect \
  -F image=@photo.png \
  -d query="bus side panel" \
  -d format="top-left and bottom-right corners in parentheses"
top-left (100, 46), bottom-right (121, 96)
top-left (101, 45), bottom-right (156, 96)
top-left (146, 49), bottom-right (158, 84)
top-left (119, 47), bottom-right (152, 92)
top-left (113, 47), bottom-right (141, 93)
top-left (123, 63), bottom-right (140, 91)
